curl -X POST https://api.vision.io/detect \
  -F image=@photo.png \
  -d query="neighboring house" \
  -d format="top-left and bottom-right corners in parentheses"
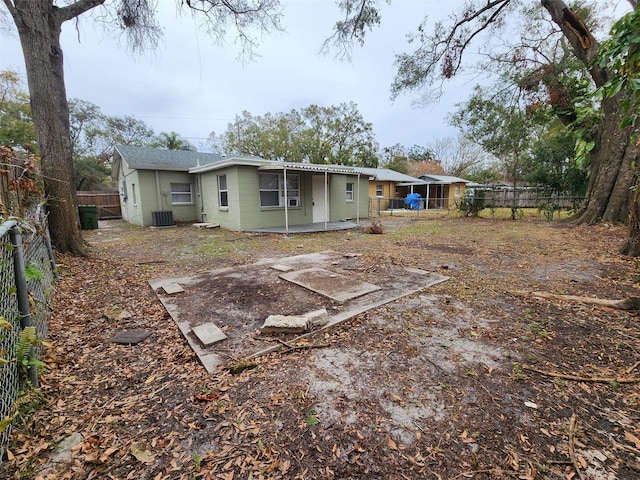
top-left (112, 145), bottom-right (370, 231)
top-left (398, 174), bottom-right (471, 210)
top-left (354, 167), bottom-right (424, 211)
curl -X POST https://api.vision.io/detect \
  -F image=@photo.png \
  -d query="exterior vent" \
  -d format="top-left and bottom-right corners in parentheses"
top-left (151, 210), bottom-right (174, 227)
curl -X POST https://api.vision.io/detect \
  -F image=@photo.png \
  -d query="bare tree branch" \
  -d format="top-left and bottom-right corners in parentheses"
top-left (390, 0), bottom-right (516, 103)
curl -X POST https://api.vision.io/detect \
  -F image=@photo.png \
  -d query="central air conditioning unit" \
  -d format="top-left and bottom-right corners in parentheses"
top-left (151, 210), bottom-right (174, 227)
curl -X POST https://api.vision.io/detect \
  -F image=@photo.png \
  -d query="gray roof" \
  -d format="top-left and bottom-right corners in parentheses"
top-left (114, 145), bottom-right (226, 171)
top-left (418, 174), bottom-right (470, 184)
top-left (354, 167), bottom-right (422, 183)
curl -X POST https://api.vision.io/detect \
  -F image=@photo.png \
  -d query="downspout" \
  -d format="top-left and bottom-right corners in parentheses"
top-left (284, 167), bottom-right (289, 233)
top-left (154, 170), bottom-right (162, 210)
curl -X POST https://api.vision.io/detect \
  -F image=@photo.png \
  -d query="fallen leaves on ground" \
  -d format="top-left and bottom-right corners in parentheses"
top-left (1, 215), bottom-right (639, 479)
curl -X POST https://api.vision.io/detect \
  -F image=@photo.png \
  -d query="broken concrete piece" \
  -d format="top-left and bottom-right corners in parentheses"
top-left (304, 308), bottom-right (329, 327)
top-left (52, 432), bottom-right (83, 464)
top-left (271, 263), bottom-right (294, 272)
top-left (192, 222), bottom-right (220, 229)
top-left (161, 282), bottom-right (185, 295)
top-left (192, 323), bottom-right (227, 346)
top-left (111, 329), bottom-right (152, 345)
top-left (261, 314), bottom-right (310, 333)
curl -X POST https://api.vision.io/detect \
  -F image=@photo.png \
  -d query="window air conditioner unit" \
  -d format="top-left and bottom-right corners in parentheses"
top-left (288, 198), bottom-right (299, 207)
top-left (151, 210), bottom-right (174, 227)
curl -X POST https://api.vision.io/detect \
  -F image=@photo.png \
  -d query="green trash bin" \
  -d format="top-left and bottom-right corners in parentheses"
top-left (78, 205), bottom-right (99, 230)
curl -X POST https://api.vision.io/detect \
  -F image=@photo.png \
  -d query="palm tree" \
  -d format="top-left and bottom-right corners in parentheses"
top-left (153, 131), bottom-right (196, 151)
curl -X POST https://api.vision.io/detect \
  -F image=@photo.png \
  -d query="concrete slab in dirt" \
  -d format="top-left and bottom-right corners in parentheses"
top-left (111, 329), bottom-right (152, 345)
top-left (192, 323), bottom-right (227, 346)
top-left (150, 250), bottom-right (448, 374)
top-left (403, 267), bottom-right (430, 276)
top-left (159, 282), bottom-right (185, 294)
top-left (279, 267), bottom-right (381, 303)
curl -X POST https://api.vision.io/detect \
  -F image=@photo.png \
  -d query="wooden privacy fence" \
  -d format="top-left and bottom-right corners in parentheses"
top-left (76, 191), bottom-right (122, 219)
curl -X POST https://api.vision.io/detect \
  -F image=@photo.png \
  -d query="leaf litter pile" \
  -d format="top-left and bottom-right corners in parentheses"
top-left (2, 213), bottom-right (640, 479)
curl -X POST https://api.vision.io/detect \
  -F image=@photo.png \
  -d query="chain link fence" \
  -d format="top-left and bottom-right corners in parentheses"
top-left (0, 205), bottom-right (56, 464)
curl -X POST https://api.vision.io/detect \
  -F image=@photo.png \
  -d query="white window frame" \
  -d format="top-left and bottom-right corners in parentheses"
top-left (170, 182), bottom-right (193, 205)
top-left (218, 174), bottom-right (229, 208)
top-left (259, 173), bottom-right (300, 208)
top-left (376, 184), bottom-right (384, 197)
top-left (346, 182), bottom-right (354, 202)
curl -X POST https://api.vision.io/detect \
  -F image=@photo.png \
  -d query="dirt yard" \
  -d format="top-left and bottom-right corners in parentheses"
top-left (3, 211), bottom-right (640, 479)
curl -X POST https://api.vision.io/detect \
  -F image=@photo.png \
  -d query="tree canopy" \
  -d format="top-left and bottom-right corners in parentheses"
top-left (352, 0), bottom-right (638, 242)
top-left (1, 0), bottom-right (284, 253)
top-left (220, 102), bottom-right (379, 167)
top-left (0, 69), bottom-right (36, 151)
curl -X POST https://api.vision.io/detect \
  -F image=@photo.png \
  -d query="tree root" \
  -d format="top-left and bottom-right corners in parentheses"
top-left (513, 290), bottom-right (640, 311)
top-left (568, 414), bottom-right (586, 480)
top-left (523, 365), bottom-right (640, 384)
top-left (277, 339), bottom-right (329, 354)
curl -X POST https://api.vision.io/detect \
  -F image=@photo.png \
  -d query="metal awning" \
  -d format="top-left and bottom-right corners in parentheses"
top-left (261, 162), bottom-right (361, 233)
top-left (258, 162), bottom-right (357, 175)
top-left (397, 180), bottom-right (449, 186)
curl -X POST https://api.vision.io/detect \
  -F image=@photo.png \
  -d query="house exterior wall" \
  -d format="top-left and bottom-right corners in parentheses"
top-left (329, 174), bottom-right (368, 221)
top-left (118, 161), bottom-right (199, 226)
top-left (448, 182), bottom-right (466, 208)
top-left (367, 180), bottom-right (397, 210)
top-left (118, 159), bottom-right (144, 226)
top-left (198, 167), bottom-right (369, 230)
top-left (199, 166), bottom-right (243, 230)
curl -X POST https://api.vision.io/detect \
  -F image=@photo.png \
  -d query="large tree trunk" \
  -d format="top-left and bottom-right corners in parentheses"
top-left (9, 1), bottom-right (86, 254)
top-left (542, 0), bottom-right (640, 255)
top-left (620, 179), bottom-right (640, 256)
top-left (571, 95), bottom-right (638, 225)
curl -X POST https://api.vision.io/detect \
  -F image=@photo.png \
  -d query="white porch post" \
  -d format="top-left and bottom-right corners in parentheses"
top-left (356, 173), bottom-right (361, 223)
top-left (324, 171), bottom-right (328, 229)
top-left (426, 184), bottom-right (430, 210)
top-left (284, 167), bottom-right (289, 233)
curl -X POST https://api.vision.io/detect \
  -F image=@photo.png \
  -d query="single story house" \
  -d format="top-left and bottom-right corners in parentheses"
top-left (397, 174), bottom-right (471, 210)
top-left (353, 167), bottom-right (425, 211)
top-left (111, 145), bottom-right (370, 231)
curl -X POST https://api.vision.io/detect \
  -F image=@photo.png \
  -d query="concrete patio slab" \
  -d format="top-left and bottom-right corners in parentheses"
top-left (279, 267), bottom-right (381, 303)
top-left (150, 250), bottom-right (448, 374)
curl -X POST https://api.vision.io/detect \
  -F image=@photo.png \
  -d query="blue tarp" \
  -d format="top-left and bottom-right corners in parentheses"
top-left (405, 193), bottom-right (423, 210)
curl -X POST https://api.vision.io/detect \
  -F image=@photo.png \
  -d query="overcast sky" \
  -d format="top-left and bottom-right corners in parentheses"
top-left (2, 1), bottom-right (493, 152)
